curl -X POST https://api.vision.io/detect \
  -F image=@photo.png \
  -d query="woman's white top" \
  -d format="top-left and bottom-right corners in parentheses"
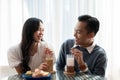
top-left (7, 41), bottom-right (55, 71)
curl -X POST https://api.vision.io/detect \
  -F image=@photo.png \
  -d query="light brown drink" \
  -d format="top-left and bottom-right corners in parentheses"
top-left (46, 58), bottom-right (53, 72)
top-left (67, 66), bottom-right (74, 73)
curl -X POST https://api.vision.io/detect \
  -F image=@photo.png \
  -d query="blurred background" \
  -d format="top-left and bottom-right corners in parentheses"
top-left (0, 0), bottom-right (120, 79)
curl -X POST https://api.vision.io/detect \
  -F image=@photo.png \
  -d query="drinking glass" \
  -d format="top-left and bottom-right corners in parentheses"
top-left (66, 54), bottom-right (74, 73)
top-left (46, 54), bottom-right (53, 72)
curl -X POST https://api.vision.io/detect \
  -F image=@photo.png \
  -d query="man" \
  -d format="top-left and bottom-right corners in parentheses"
top-left (56, 15), bottom-right (107, 77)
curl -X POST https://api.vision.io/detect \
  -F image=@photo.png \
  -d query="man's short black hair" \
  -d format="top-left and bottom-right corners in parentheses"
top-left (78, 15), bottom-right (99, 35)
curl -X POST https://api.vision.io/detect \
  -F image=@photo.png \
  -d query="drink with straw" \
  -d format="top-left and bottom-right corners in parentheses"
top-left (66, 54), bottom-right (74, 73)
top-left (46, 54), bottom-right (53, 72)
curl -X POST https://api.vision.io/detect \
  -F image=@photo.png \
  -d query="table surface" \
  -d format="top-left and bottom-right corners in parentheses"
top-left (1, 71), bottom-right (105, 80)
top-left (57, 71), bottom-right (105, 80)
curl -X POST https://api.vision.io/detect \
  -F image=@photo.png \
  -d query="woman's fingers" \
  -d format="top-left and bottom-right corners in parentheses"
top-left (45, 48), bottom-right (53, 55)
top-left (39, 63), bottom-right (48, 71)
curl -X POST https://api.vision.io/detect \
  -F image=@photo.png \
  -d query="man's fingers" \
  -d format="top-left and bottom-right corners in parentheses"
top-left (71, 48), bottom-right (84, 64)
top-left (71, 48), bottom-right (81, 53)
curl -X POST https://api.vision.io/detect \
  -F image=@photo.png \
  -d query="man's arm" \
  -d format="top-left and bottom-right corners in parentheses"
top-left (84, 52), bottom-right (107, 77)
top-left (56, 42), bottom-right (66, 71)
top-left (92, 53), bottom-right (107, 77)
top-left (71, 47), bottom-right (107, 77)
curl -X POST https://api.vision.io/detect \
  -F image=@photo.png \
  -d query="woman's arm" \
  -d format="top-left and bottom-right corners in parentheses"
top-left (15, 64), bottom-right (23, 74)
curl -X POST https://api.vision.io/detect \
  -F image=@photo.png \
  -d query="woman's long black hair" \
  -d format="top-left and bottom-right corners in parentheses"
top-left (21, 17), bottom-right (43, 73)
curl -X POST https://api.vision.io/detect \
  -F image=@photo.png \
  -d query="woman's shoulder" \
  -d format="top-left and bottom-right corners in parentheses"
top-left (7, 43), bottom-right (21, 55)
top-left (8, 44), bottom-right (21, 51)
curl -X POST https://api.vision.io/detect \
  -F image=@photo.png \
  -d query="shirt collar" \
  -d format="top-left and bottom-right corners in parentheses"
top-left (73, 41), bottom-right (96, 54)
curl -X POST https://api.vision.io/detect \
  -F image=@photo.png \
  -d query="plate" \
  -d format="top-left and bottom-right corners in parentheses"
top-left (64, 71), bottom-right (75, 76)
top-left (22, 73), bottom-right (51, 80)
top-left (49, 71), bottom-right (56, 74)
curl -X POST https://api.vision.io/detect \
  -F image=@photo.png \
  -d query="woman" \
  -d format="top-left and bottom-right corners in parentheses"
top-left (7, 17), bottom-right (55, 74)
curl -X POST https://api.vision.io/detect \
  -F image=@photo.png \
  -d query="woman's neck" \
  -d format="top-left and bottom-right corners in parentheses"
top-left (29, 42), bottom-right (38, 56)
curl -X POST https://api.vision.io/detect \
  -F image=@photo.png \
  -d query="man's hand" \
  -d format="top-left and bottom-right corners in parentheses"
top-left (71, 48), bottom-right (84, 64)
top-left (71, 48), bottom-right (88, 72)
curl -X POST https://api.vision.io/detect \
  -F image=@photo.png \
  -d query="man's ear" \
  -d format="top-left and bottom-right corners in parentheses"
top-left (88, 32), bottom-right (94, 38)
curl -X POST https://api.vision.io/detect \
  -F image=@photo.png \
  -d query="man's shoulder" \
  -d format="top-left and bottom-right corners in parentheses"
top-left (93, 45), bottom-right (107, 62)
top-left (63, 39), bottom-right (75, 44)
top-left (94, 45), bottom-right (106, 55)
top-left (61, 39), bottom-right (75, 49)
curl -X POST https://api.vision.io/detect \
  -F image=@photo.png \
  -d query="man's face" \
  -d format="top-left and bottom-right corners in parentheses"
top-left (74, 21), bottom-right (91, 45)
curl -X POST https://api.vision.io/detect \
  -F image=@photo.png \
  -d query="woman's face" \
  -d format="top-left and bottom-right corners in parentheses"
top-left (33, 22), bottom-right (44, 42)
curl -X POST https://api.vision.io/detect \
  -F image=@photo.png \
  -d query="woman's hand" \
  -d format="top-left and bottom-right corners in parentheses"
top-left (45, 47), bottom-right (53, 55)
top-left (39, 62), bottom-right (49, 71)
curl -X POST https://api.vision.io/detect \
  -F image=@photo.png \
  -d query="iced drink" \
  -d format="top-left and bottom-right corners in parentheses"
top-left (46, 54), bottom-right (53, 72)
top-left (66, 54), bottom-right (74, 73)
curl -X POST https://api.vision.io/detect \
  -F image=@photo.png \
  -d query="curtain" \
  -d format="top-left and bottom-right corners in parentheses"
top-left (0, 0), bottom-right (120, 79)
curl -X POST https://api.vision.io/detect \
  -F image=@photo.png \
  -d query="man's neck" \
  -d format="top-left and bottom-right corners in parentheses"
top-left (80, 40), bottom-right (93, 48)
